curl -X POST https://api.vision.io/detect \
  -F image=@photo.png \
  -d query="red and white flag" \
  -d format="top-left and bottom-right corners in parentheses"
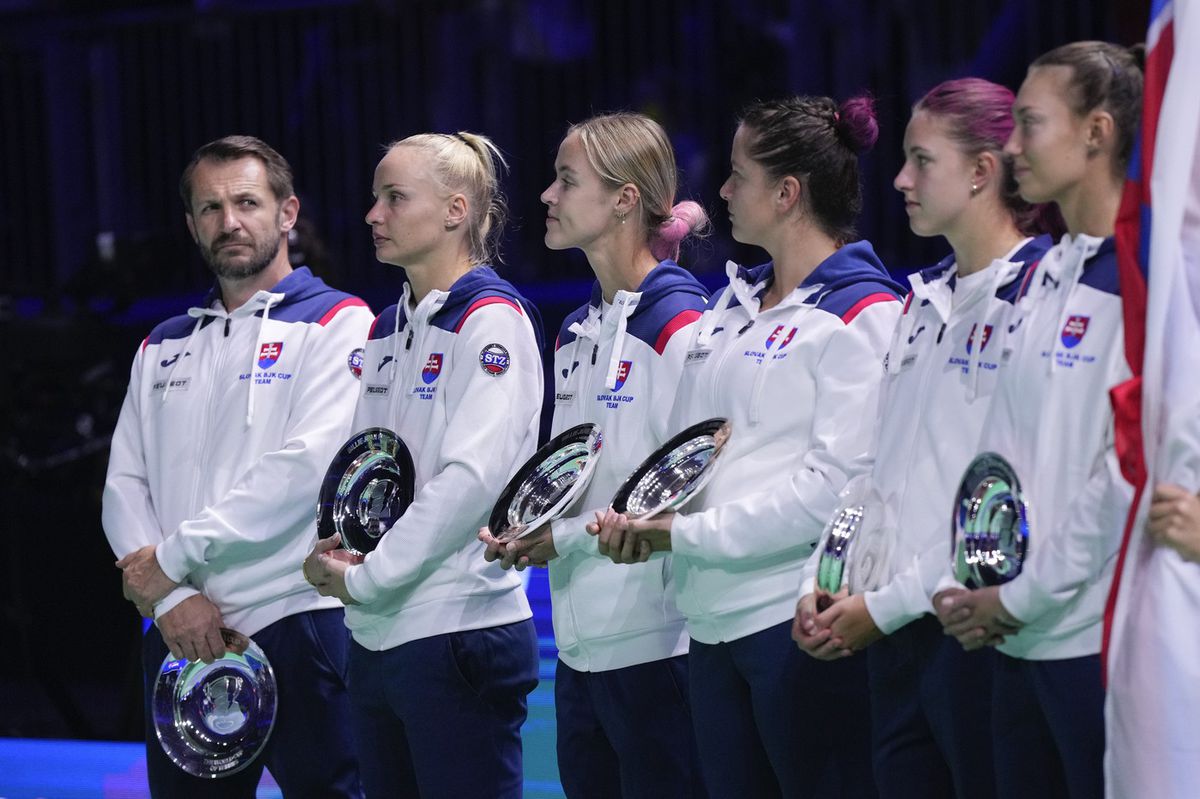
top-left (1105, 1), bottom-right (1200, 796)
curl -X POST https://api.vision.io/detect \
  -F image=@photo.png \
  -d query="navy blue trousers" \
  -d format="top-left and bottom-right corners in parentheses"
top-left (347, 618), bottom-right (538, 799)
top-left (141, 607), bottom-right (362, 798)
top-left (555, 655), bottom-right (707, 799)
top-left (688, 619), bottom-right (876, 799)
top-left (991, 652), bottom-right (1104, 799)
top-left (867, 614), bottom-right (996, 799)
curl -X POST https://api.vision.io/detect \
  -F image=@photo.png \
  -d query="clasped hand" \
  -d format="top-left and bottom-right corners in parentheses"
top-left (590, 508), bottom-right (673, 564)
top-left (116, 545), bottom-right (177, 617)
top-left (933, 585), bottom-right (1022, 650)
top-left (302, 534), bottom-right (362, 605)
top-left (479, 524), bottom-right (558, 570)
top-left (793, 591), bottom-right (882, 659)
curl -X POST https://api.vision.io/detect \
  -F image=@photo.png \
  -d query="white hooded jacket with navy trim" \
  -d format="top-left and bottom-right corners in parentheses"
top-left (667, 241), bottom-right (903, 645)
top-left (548, 261), bottom-right (707, 672)
top-left (976, 235), bottom-right (1133, 660)
top-left (341, 266), bottom-right (543, 652)
top-left (798, 237), bottom-right (1050, 633)
top-left (102, 267), bottom-right (374, 636)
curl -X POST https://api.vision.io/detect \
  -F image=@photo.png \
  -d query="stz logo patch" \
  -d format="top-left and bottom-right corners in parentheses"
top-left (764, 325), bottom-right (797, 350)
top-left (479, 343), bottom-right (510, 376)
top-left (1061, 315), bottom-right (1090, 349)
top-left (422, 353), bottom-right (443, 384)
top-left (347, 348), bottom-right (365, 379)
top-left (258, 342), bottom-right (283, 369)
top-left (613, 360), bottom-right (632, 391)
top-left (966, 324), bottom-right (993, 354)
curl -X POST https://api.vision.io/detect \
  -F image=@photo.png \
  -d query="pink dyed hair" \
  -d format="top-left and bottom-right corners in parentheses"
top-left (914, 78), bottom-right (1063, 237)
top-left (649, 200), bottom-right (709, 262)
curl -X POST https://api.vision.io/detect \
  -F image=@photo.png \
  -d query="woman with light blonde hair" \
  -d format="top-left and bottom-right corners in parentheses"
top-left (305, 131), bottom-right (544, 799)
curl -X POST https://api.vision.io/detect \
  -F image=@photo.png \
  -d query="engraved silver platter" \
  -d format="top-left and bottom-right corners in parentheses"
top-left (316, 427), bottom-right (416, 556)
top-left (488, 423), bottom-right (604, 543)
top-left (610, 418), bottom-right (732, 519)
top-left (952, 452), bottom-right (1030, 588)
top-left (152, 629), bottom-right (276, 779)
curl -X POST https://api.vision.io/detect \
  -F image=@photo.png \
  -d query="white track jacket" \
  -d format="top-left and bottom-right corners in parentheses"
top-left (805, 237), bottom-right (1051, 633)
top-left (935, 235), bottom-right (1133, 659)
top-left (102, 267), bottom-right (374, 636)
top-left (668, 242), bottom-right (903, 645)
top-left (549, 261), bottom-right (708, 671)
top-left (342, 267), bottom-right (542, 652)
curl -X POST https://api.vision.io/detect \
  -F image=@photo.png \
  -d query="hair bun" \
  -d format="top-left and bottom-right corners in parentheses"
top-left (835, 95), bottom-right (879, 154)
top-left (1128, 42), bottom-right (1147, 72)
top-left (649, 200), bottom-right (710, 262)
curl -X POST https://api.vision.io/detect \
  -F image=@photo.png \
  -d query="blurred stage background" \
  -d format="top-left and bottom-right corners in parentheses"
top-left (0, 0), bottom-right (1142, 794)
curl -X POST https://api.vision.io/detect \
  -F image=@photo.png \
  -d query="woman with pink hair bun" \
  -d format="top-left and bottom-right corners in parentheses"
top-left (597, 94), bottom-right (904, 797)
top-left (479, 111), bottom-right (709, 798)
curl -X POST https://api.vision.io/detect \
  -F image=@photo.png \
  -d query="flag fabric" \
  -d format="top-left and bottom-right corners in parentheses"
top-left (1105, 1), bottom-right (1200, 796)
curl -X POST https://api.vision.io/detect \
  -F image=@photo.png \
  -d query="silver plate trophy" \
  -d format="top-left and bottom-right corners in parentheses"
top-left (816, 479), bottom-right (893, 595)
top-left (489, 423), bottom-right (604, 543)
top-left (817, 505), bottom-right (863, 594)
top-left (610, 418), bottom-right (732, 519)
top-left (952, 452), bottom-right (1030, 588)
top-left (317, 427), bottom-right (416, 557)
top-left (152, 629), bottom-right (277, 779)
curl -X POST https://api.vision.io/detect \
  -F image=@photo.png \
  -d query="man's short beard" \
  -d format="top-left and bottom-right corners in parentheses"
top-left (202, 235), bottom-right (282, 281)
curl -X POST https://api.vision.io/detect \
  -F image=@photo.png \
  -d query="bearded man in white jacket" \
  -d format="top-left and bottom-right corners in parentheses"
top-left (103, 136), bottom-right (371, 798)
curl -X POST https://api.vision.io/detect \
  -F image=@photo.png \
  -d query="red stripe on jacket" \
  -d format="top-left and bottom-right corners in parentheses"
top-left (318, 297), bottom-right (370, 326)
top-left (454, 296), bottom-right (523, 333)
top-left (841, 293), bottom-right (898, 325)
top-left (653, 309), bottom-right (702, 354)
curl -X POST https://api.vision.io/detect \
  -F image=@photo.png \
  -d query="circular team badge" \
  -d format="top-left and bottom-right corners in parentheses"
top-left (347, 348), bottom-right (365, 380)
top-left (479, 343), bottom-right (510, 376)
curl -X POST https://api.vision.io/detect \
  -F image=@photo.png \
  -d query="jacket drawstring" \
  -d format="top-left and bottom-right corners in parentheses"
top-left (244, 292), bottom-right (284, 427)
top-left (384, 283), bottom-right (412, 423)
top-left (967, 260), bottom-right (1021, 401)
top-left (748, 302), bottom-right (808, 426)
top-left (696, 260), bottom-right (762, 349)
top-left (1044, 235), bottom-right (1099, 375)
top-left (604, 293), bottom-right (640, 390)
top-left (565, 303), bottom-right (603, 395)
top-left (887, 268), bottom-right (952, 379)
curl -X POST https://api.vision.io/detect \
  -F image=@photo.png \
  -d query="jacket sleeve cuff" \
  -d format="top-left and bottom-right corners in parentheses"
top-left (344, 562), bottom-right (379, 605)
top-left (550, 514), bottom-right (596, 558)
top-left (997, 579), bottom-right (1039, 624)
top-left (863, 583), bottom-right (923, 636)
top-left (154, 585), bottom-right (201, 619)
top-left (155, 536), bottom-right (198, 584)
top-left (669, 511), bottom-right (709, 559)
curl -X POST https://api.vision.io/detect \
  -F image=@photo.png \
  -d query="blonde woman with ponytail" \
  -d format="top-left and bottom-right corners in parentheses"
top-left (304, 132), bottom-right (544, 798)
top-left (480, 111), bottom-right (710, 798)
